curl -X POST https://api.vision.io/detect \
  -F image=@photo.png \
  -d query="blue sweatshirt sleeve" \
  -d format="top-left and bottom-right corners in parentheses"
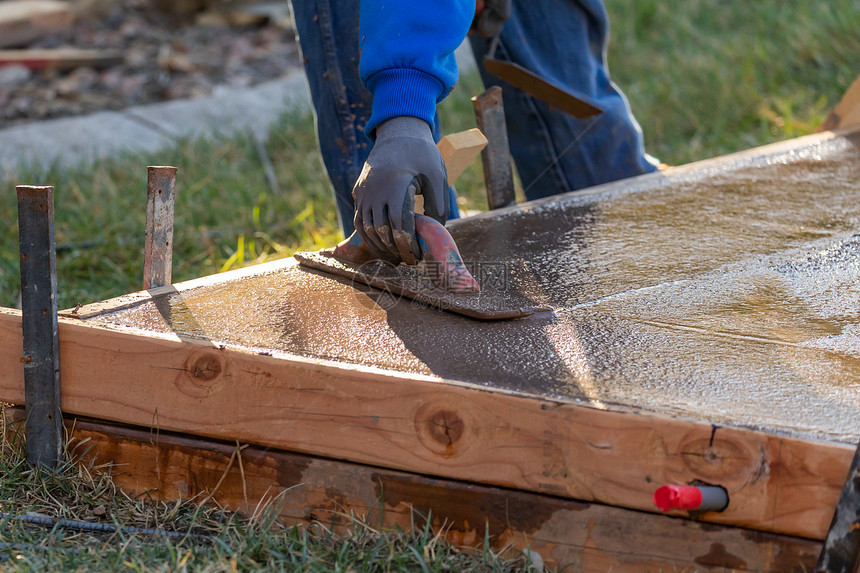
top-left (359, 0), bottom-right (474, 136)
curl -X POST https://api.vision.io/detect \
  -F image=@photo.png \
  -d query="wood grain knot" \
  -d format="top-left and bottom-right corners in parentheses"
top-left (175, 350), bottom-right (228, 399)
top-left (415, 404), bottom-right (469, 459)
top-left (679, 434), bottom-right (758, 483)
top-left (428, 410), bottom-right (464, 446)
top-left (191, 356), bottom-right (221, 381)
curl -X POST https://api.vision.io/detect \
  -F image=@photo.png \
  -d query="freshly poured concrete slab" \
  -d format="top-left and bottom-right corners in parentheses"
top-left (83, 129), bottom-right (860, 444)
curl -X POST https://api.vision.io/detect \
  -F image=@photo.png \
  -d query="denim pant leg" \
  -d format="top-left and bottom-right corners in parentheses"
top-left (469, 0), bottom-right (657, 201)
top-left (291, 0), bottom-right (370, 235)
top-left (292, 0), bottom-right (459, 237)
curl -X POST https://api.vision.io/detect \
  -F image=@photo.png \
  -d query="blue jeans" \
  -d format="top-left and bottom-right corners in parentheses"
top-left (292, 0), bottom-right (656, 235)
top-left (469, 0), bottom-right (658, 200)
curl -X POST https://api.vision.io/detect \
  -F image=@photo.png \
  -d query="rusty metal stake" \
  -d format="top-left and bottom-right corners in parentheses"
top-left (143, 166), bottom-right (177, 290)
top-left (472, 86), bottom-right (515, 210)
top-left (16, 185), bottom-right (62, 469)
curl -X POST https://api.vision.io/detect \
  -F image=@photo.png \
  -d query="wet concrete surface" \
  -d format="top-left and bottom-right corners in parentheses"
top-left (89, 131), bottom-right (860, 443)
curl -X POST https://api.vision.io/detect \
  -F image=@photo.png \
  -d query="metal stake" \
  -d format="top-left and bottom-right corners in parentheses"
top-left (472, 86), bottom-right (515, 210)
top-left (16, 185), bottom-right (62, 468)
top-left (143, 166), bottom-right (177, 290)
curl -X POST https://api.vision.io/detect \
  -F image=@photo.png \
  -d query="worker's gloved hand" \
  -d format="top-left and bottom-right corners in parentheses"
top-left (352, 116), bottom-right (449, 265)
top-left (472, 0), bottom-right (511, 38)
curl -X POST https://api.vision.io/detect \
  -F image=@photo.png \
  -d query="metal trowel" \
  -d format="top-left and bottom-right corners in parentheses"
top-left (482, 36), bottom-right (604, 119)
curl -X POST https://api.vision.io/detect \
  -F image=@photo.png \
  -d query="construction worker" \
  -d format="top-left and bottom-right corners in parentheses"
top-left (291, 0), bottom-right (657, 263)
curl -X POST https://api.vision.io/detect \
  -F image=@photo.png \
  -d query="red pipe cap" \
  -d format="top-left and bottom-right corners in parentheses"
top-left (653, 485), bottom-right (703, 512)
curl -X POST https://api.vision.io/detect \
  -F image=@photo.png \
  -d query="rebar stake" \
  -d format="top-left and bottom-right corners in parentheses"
top-left (16, 185), bottom-right (62, 469)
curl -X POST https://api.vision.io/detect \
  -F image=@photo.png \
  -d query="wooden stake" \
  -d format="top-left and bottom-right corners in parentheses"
top-left (143, 166), bottom-right (177, 290)
top-left (472, 86), bottom-right (515, 210)
top-left (16, 185), bottom-right (62, 468)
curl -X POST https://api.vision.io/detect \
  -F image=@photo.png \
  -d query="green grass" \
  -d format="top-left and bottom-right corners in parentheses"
top-left (606, 0), bottom-right (859, 164)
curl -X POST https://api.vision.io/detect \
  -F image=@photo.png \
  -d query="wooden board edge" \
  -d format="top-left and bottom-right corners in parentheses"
top-left (1, 408), bottom-right (823, 572)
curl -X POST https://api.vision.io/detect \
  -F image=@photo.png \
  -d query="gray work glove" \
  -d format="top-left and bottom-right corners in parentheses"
top-left (352, 116), bottom-right (450, 265)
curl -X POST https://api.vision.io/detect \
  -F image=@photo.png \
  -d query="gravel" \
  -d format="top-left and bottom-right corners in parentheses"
top-left (0, 0), bottom-right (303, 128)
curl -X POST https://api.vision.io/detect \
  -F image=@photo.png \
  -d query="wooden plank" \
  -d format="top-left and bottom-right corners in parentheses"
top-left (0, 1), bottom-right (75, 49)
top-left (415, 129), bottom-right (488, 215)
top-left (0, 49), bottom-right (123, 71)
top-left (0, 306), bottom-right (852, 540)
top-left (1, 408), bottom-right (822, 571)
top-left (16, 186), bottom-right (62, 468)
top-left (820, 74), bottom-right (860, 132)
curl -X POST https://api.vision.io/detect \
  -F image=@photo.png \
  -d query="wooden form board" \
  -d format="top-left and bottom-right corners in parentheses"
top-left (0, 306), bottom-right (851, 541)
top-left (0, 1), bottom-right (75, 49)
top-left (1, 408), bottom-right (823, 571)
top-left (820, 73), bottom-right (860, 131)
top-left (0, 49), bottom-right (123, 71)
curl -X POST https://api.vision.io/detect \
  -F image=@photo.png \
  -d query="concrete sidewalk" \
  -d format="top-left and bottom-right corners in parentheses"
top-left (0, 71), bottom-right (312, 176)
